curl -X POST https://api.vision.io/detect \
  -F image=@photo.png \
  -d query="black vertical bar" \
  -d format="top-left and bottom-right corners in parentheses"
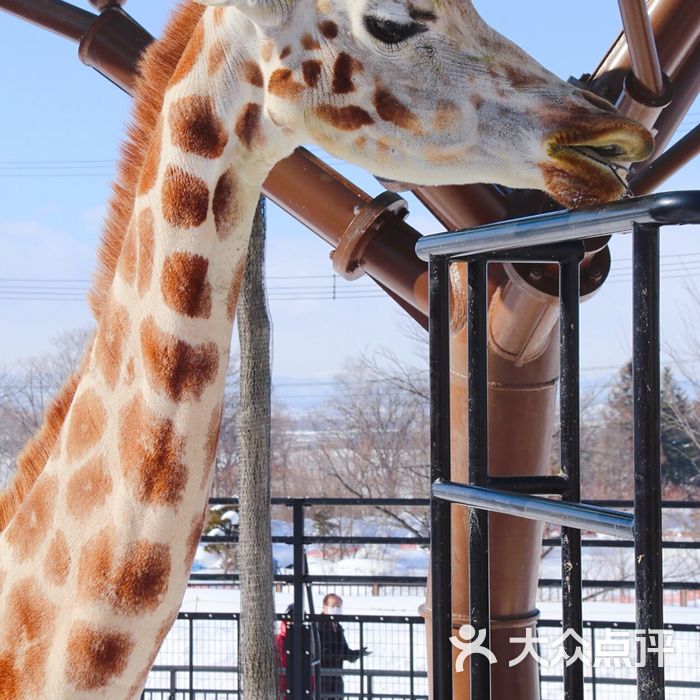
top-left (293, 499), bottom-right (305, 699)
top-left (236, 613), bottom-right (241, 696)
top-left (633, 223), bottom-right (665, 699)
top-left (429, 255), bottom-right (453, 700)
top-left (559, 253), bottom-right (584, 700)
top-left (188, 616), bottom-right (194, 700)
top-left (590, 627), bottom-right (597, 700)
top-left (359, 619), bottom-right (365, 700)
top-left (409, 621), bottom-right (415, 699)
top-left (467, 258), bottom-right (490, 699)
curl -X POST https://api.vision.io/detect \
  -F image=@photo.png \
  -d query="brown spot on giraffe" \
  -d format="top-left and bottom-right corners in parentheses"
top-left (137, 118), bottom-right (163, 196)
top-left (162, 165), bottom-right (210, 229)
top-left (301, 33), bottom-right (321, 51)
top-left (118, 221), bottom-right (137, 285)
top-left (433, 100), bottom-right (462, 132)
top-left (112, 540), bottom-right (171, 614)
top-left (373, 87), bottom-right (421, 133)
top-left (201, 404), bottom-right (223, 489)
top-left (242, 60), bottom-right (264, 88)
top-left (66, 389), bottom-right (107, 463)
top-left (44, 530), bottom-right (71, 586)
top-left (317, 104), bottom-right (374, 131)
top-left (6, 476), bottom-right (58, 560)
top-left (77, 528), bottom-right (114, 602)
top-left (161, 252), bottom-right (212, 319)
top-left (470, 94), bottom-right (485, 111)
top-left (279, 45), bottom-right (292, 60)
top-left (302, 60), bottom-right (323, 88)
top-left (185, 512), bottom-right (205, 567)
top-left (6, 578), bottom-right (56, 644)
top-left (94, 301), bottom-right (130, 390)
top-left (140, 316), bottom-right (219, 402)
top-left (126, 357), bottom-right (136, 385)
top-left (235, 102), bottom-right (263, 149)
top-left (318, 19), bottom-right (339, 39)
top-left (0, 653), bottom-right (19, 700)
top-left (227, 258), bottom-right (247, 321)
top-left (66, 625), bottom-right (134, 691)
top-left (501, 63), bottom-right (549, 89)
top-left (213, 169), bottom-right (241, 240)
top-left (66, 456), bottom-right (112, 519)
top-left (119, 394), bottom-right (188, 507)
top-left (169, 95), bottom-right (228, 159)
top-left (268, 68), bottom-right (305, 99)
top-left (208, 40), bottom-right (227, 75)
top-left (137, 207), bottom-right (156, 297)
top-left (4, 579), bottom-right (56, 695)
top-left (332, 53), bottom-right (360, 94)
top-left (170, 18), bottom-right (204, 86)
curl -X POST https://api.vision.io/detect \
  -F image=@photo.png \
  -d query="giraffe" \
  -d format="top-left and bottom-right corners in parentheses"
top-left (0, 0), bottom-right (653, 697)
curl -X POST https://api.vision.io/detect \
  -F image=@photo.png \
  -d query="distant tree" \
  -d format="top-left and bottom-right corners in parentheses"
top-left (309, 353), bottom-right (430, 536)
top-left (0, 328), bottom-right (91, 488)
top-left (583, 361), bottom-right (635, 499)
top-left (209, 364), bottom-right (240, 497)
top-left (660, 367), bottom-right (700, 491)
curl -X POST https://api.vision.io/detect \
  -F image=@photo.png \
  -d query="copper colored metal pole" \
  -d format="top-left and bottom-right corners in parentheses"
top-left (632, 124), bottom-right (700, 195)
top-left (0, 0), bottom-right (93, 41)
top-left (78, 7), bottom-right (152, 94)
top-left (617, 0), bottom-right (665, 96)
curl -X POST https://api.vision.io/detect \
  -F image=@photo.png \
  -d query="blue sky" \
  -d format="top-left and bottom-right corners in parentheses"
top-left (0, 1), bottom-right (697, 400)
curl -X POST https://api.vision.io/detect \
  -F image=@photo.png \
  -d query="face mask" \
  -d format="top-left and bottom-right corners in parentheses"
top-left (327, 606), bottom-right (342, 615)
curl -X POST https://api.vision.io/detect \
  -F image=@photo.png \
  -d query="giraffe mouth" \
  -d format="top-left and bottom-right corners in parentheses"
top-left (543, 124), bottom-right (654, 207)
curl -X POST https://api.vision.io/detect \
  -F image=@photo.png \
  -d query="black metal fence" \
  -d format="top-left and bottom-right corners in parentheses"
top-left (417, 190), bottom-right (700, 700)
top-left (141, 613), bottom-right (700, 699)
top-left (140, 493), bottom-right (700, 699)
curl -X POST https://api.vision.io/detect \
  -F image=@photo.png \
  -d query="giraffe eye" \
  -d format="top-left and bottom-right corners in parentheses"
top-left (363, 16), bottom-right (427, 45)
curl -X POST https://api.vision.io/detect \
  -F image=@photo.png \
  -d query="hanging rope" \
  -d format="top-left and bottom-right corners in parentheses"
top-left (237, 197), bottom-right (277, 699)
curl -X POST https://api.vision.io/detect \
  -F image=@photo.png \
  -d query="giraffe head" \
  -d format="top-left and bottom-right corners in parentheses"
top-left (199, 0), bottom-right (652, 207)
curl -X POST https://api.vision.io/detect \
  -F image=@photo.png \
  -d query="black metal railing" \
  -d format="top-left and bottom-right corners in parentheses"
top-left (417, 190), bottom-right (700, 700)
top-left (140, 612), bottom-right (700, 699)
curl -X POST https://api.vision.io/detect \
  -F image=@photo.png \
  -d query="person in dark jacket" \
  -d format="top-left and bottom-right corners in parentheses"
top-left (318, 594), bottom-right (368, 699)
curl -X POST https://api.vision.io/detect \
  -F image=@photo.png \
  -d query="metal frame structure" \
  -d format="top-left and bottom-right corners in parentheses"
top-left (418, 190), bottom-right (700, 700)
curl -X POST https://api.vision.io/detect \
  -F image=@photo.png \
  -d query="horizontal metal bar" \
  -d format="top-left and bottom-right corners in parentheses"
top-left (486, 475), bottom-right (570, 495)
top-left (208, 497), bottom-right (431, 507)
top-left (415, 191), bottom-right (700, 261)
top-left (432, 481), bottom-right (634, 539)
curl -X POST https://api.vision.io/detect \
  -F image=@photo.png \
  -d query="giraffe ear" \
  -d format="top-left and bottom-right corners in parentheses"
top-left (195, 0), bottom-right (288, 25)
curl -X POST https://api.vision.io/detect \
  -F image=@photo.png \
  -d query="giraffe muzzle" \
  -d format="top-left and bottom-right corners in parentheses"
top-left (542, 117), bottom-right (654, 207)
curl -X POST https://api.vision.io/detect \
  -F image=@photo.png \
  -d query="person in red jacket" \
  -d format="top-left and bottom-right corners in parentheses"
top-left (275, 604), bottom-right (318, 698)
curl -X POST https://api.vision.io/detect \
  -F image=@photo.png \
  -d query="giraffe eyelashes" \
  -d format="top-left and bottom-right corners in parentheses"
top-left (363, 16), bottom-right (428, 45)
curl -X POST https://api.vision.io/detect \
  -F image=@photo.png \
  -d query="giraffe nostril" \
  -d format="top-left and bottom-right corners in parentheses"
top-left (573, 88), bottom-right (618, 114)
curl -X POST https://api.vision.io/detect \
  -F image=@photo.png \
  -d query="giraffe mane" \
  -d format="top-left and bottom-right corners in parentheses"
top-left (0, 2), bottom-right (205, 533)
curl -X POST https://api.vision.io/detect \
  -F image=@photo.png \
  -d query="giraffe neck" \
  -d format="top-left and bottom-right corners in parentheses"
top-left (0, 9), bottom-right (291, 698)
